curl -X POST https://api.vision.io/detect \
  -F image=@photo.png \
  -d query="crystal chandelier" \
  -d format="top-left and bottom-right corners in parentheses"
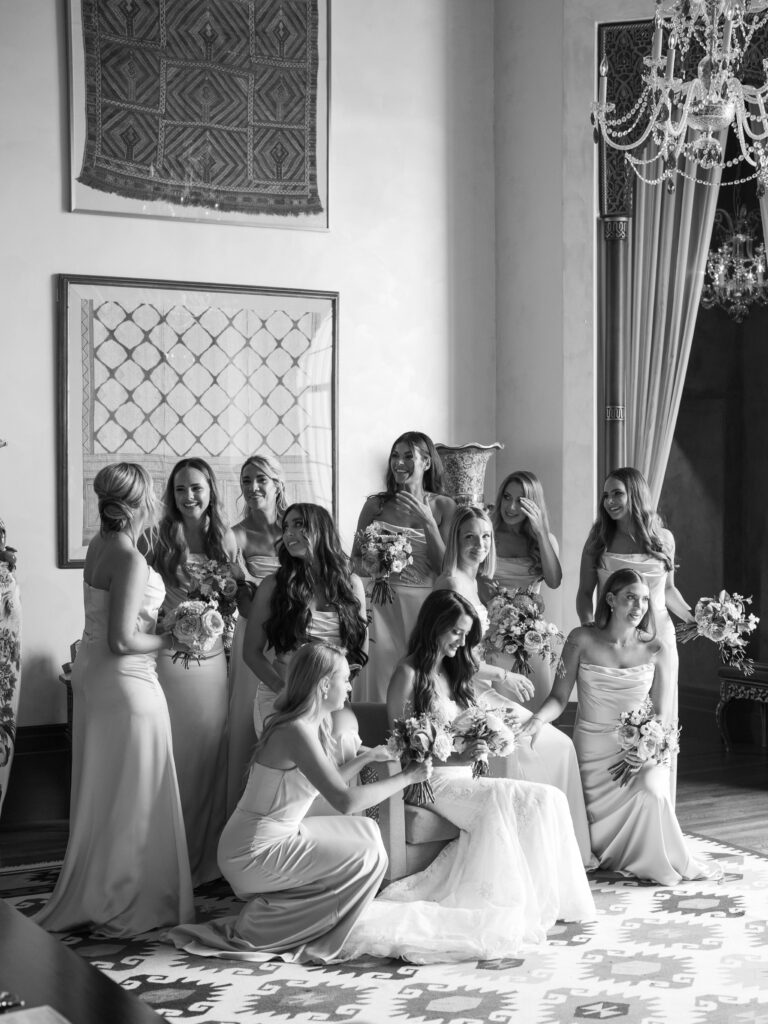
top-left (700, 201), bottom-right (768, 318)
top-left (591, 1), bottom-right (768, 192)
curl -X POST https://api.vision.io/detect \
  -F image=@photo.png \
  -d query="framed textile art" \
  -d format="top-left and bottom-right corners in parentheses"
top-left (57, 274), bottom-right (338, 568)
top-left (66, 0), bottom-right (329, 229)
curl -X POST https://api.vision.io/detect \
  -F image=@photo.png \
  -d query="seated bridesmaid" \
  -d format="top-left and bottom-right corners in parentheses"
top-left (489, 470), bottom-right (562, 710)
top-left (35, 463), bottom-right (193, 936)
top-left (434, 505), bottom-right (593, 866)
top-left (243, 502), bottom-right (368, 749)
top-left (352, 430), bottom-right (457, 702)
top-left (168, 643), bottom-right (429, 964)
top-left (522, 569), bottom-right (723, 886)
top-left (227, 453), bottom-right (287, 815)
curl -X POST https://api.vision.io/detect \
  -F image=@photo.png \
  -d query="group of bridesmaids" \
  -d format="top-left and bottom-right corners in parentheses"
top-left (34, 430), bottom-right (723, 964)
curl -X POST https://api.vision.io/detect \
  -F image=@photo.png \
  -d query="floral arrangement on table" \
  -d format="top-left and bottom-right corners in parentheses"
top-left (608, 698), bottom-right (680, 787)
top-left (356, 523), bottom-right (414, 605)
top-left (484, 584), bottom-right (565, 676)
top-left (386, 711), bottom-right (453, 804)
top-left (165, 599), bottom-right (225, 669)
top-left (675, 590), bottom-right (759, 676)
top-left (450, 704), bottom-right (519, 779)
top-left (184, 559), bottom-right (241, 653)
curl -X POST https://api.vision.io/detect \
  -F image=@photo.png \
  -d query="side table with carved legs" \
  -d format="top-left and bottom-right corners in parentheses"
top-left (716, 665), bottom-right (768, 753)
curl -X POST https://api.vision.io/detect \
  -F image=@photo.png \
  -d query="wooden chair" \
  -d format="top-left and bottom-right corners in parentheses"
top-left (351, 701), bottom-right (459, 882)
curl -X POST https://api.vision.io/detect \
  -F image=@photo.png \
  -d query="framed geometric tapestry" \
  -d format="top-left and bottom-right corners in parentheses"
top-left (57, 274), bottom-right (338, 567)
top-left (66, 0), bottom-right (329, 230)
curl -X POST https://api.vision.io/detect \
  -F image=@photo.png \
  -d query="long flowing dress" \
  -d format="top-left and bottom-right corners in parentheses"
top-left (158, 555), bottom-right (228, 887)
top-left (597, 551), bottom-right (679, 803)
top-left (226, 553), bottom-right (279, 816)
top-left (487, 553), bottom-right (555, 711)
top-left (574, 662), bottom-right (722, 886)
top-left (167, 762), bottom-right (387, 963)
top-left (356, 522), bottom-right (433, 702)
top-left (35, 569), bottom-right (194, 936)
top-left (342, 694), bottom-right (595, 964)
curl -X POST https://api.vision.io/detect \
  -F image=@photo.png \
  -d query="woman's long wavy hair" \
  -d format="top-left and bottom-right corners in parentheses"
top-left (265, 503), bottom-right (368, 665)
top-left (371, 431), bottom-right (446, 505)
top-left (239, 453), bottom-right (288, 522)
top-left (406, 590), bottom-right (481, 714)
top-left (585, 466), bottom-right (673, 571)
top-left (150, 458), bottom-right (230, 580)
top-left (442, 505), bottom-right (496, 580)
top-left (94, 462), bottom-right (156, 540)
top-left (594, 568), bottom-right (657, 639)
top-left (491, 470), bottom-right (551, 578)
top-left (251, 642), bottom-right (345, 766)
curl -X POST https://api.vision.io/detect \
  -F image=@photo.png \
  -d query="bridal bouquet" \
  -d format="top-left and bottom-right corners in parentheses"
top-left (675, 590), bottom-right (759, 676)
top-left (356, 523), bottom-right (414, 605)
top-left (608, 698), bottom-right (680, 787)
top-left (165, 599), bottom-right (225, 669)
top-left (450, 704), bottom-right (518, 779)
top-left (386, 711), bottom-right (453, 804)
top-left (484, 585), bottom-right (565, 676)
top-left (184, 559), bottom-right (241, 653)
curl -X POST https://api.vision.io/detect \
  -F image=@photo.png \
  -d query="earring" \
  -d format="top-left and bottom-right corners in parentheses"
top-left (322, 688), bottom-right (328, 700)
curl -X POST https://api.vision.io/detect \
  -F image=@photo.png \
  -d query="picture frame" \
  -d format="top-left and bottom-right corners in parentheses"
top-left (57, 274), bottom-right (338, 568)
top-left (66, 0), bottom-right (330, 230)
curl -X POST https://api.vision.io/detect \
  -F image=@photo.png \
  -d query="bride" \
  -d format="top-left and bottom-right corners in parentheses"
top-left (342, 589), bottom-right (595, 963)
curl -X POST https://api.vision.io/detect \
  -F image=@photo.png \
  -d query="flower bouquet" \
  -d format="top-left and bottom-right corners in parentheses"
top-left (675, 590), bottom-right (759, 676)
top-left (386, 711), bottom-right (453, 804)
top-left (165, 599), bottom-right (225, 669)
top-left (608, 698), bottom-right (680, 787)
top-left (184, 559), bottom-right (241, 653)
top-left (356, 523), bottom-right (414, 605)
top-left (484, 585), bottom-right (565, 676)
top-left (450, 704), bottom-right (518, 778)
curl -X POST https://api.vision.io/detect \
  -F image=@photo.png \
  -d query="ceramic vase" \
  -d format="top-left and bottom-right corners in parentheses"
top-left (435, 442), bottom-right (504, 506)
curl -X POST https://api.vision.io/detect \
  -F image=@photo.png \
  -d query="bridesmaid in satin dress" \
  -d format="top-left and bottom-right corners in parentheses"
top-left (352, 431), bottom-right (457, 702)
top-left (169, 643), bottom-right (429, 964)
top-left (243, 502), bottom-right (368, 750)
top-left (490, 471), bottom-right (563, 710)
top-left (575, 466), bottom-right (695, 803)
top-left (36, 463), bottom-right (193, 936)
top-left (524, 568), bottom-right (722, 886)
top-left (147, 458), bottom-right (240, 886)
top-left (227, 454), bottom-right (287, 815)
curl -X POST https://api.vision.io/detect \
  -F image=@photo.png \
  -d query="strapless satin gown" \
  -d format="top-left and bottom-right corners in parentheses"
top-left (157, 555), bottom-right (229, 886)
top-left (35, 570), bottom-right (194, 936)
top-left (167, 762), bottom-right (387, 963)
top-left (356, 521), bottom-right (433, 702)
top-left (488, 553), bottom-right (555, 711)
top-left (227, 554), bottom-right (279, 816)
top-left (574, 663), bottom-right (722, 885)
top-left (597, 552), bottom-right (679, 803)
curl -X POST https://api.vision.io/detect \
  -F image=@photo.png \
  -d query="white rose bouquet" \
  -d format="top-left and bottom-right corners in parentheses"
top-left (184, 559), bottom-right (242, 653)
top-left (608, 698), bottom-right (680, 787)
top-left (675, 590), bottom-right (759, 676)
top-left (356, 523), bottom-right (414, 605)
top-left (165, 599), bottom-right (225, 669)
top-left (484, 584), bottom-right (565, 676)
top-left (386, 711), bottom-right (454, 804)
top-left (450, 704), bottom-right (518, 779)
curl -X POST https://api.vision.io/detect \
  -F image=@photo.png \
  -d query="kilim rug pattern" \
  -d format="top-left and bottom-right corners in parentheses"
top-left (2, 834), bottom-right (768, 1024)
top-left (77, 0), bottom-right (322, 214)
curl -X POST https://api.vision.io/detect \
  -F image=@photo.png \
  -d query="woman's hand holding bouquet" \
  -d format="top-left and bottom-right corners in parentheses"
top-left (163, 599), bottom-right (224, 669)
top-left (451, 704), bottom-right (518, 779)
top-left (608, 698), bottom-right (680, 787)
top-left (386, 712), bottom-right (453, 804)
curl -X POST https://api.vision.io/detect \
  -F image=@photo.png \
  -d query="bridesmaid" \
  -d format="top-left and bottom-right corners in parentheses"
top-left (227, 454), bottom-right (287, 815)
top-left (490, 470), bottom-right (562, 710)
top-left (168, 643), bottom-right (428, 964)
top-left (435, 505), bottom-right (594, 866)
top-left (352, 430), bottom-right (457, 701)
top-left (524, 569), bottom-right (722, 886)
top-left (243, 502), bottom-right (368, 745)
top-left (147, 457), bottom-right (239, 886)
top-left (575, 466), bottom-right (694, 803)
top-left (36, 463), bottom-right (193, 935)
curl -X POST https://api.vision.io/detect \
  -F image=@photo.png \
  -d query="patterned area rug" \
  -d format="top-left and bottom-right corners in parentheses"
top-left (2, 834), bottom-right (767, 1024)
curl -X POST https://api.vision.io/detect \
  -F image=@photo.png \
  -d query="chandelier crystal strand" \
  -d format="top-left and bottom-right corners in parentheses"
top-left (700, 201), bottom-right (768, 319)
top-left (592, 0), bottom-right (768, 193)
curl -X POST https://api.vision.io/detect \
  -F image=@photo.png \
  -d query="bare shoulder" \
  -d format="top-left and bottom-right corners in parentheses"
top-left (431, 493), bottom-right (457, 521)
top-left (333, 705), bottom-right (359, 733)
top-left (358, 495), bottom-right (384, 525)
top-left (222, 528), bottom-right (239, 560)
top-left (565, 625), bottom-right (593, 651)
top-left (433, 571), bottom-right (459, 593)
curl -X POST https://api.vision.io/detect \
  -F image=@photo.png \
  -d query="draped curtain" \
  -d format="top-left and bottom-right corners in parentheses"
top-left (625, 150), bottom-right (723, 506)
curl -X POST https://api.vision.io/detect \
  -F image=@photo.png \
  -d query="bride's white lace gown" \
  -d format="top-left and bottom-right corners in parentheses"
top-left (342, 694), bottom-right (595, 964)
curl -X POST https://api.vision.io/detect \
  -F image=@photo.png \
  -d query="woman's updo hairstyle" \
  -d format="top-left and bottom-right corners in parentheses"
top-left (93, 463), bottom-right (155, 536)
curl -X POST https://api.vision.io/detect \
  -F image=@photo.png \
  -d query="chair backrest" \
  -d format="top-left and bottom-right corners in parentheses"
top-left (350, 702), bottom-right (389, 748)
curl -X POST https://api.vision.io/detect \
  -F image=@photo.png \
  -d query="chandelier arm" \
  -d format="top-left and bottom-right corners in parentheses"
top-left (600, 97), bottom-right (669, 152)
